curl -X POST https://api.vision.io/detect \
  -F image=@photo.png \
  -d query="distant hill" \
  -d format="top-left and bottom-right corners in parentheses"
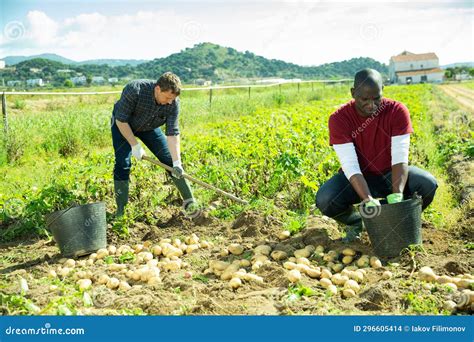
top-left (136, 42), bottom-right (388, 81)
top-left (441, 62), bottom-right (474, 69)
top-left (1, 54), bottom-right (148, 67)
top-left (2, 53), bottom-right (76, 66)
top-left (1, 43), bottom-right (390, 86)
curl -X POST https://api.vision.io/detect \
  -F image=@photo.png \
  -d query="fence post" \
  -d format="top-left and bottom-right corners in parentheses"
top-left (297, 83), bottom-right (300, 93)
top-left (248, 86), bottom-right (251, 99)
top-left (209, 88), bottom-right (213, 108)
top-left (311, 82), bottom-right (314, 92)
top-left (2, 92), bottom-right (7, 141)
top-left (279, 84), bottom-right (281, 94)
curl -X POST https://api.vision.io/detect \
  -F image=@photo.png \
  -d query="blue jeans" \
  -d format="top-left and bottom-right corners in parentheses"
top-left (111, 121), bottom-right (193, 200)
top-left (315, 166), bottom-right (438, 224)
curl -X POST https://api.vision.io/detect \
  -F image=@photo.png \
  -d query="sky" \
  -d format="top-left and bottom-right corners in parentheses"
top-left (0, 0), bottom-right (473, 66)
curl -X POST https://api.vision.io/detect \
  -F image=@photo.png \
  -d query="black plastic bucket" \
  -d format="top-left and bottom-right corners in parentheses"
top-left (46, 202), bottom-right (107, 257)
top-left (359, 194), bottom-right (423, 258)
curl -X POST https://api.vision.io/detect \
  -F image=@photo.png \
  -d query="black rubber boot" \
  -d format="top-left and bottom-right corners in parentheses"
top-left (114, 180), bottom-right (129, 217)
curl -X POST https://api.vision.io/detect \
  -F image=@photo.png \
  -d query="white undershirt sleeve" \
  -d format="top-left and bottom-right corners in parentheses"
top-left (391, 134), bottom-right (410, 165)
top-left (333, 143), bottom-right (362, 180)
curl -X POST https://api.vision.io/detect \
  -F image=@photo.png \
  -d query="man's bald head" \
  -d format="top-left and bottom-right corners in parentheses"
top-left (353, 69), bottom-right (383, 90)
top-left (351, 69), bottom-right (384, 117)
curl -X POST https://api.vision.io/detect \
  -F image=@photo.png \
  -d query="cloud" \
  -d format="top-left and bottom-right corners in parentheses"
top-left (0, 3), bottom-right (472, 65)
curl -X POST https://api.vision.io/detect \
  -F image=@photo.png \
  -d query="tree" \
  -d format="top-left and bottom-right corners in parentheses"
top-left (64, 79), bottom-right (73, 88)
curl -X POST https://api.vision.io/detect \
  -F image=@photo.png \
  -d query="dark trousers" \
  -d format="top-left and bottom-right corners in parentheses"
top-left (315, 166), bottom-right (438, 224)
top-left (111, 122), bottom-right (193, 200)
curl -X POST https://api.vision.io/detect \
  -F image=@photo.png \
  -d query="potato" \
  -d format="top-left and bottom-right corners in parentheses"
top-left (229, 277), bottom-right (242, 289)
top-left (96, 248), bottom-right (109, 259)
top-left (306, 267), bottom-right (321, 279)
top-left (199, 241), bottom-right (211, 249)
top-left (254, 245), bottom-right (272, 256)
top-left (210, 261), bottom-right (230, 271)
top-left (186, 233), bottom-right (200, 245)
top-left (288, 257), bottom-right (297, 263)
top-left (342, 255), bottom-right (353, 265)
top-left (108, 263), bottom-right (127, 272)
top-left (342, 248), bottom-right (356, 256)
top-left (76, 260), bottom-right (86, 267)
top-left (252, 261), bottom-right (264, 271)
top-left (370, 256), bottom-right (382, 269)
top-left (436, 275), bottom-right (453, 284)
top-left (296, 257), bottom-right (310, 266)
top-left (148, 277), bottom-right (161, 285)
top-left (327, 285), bottom-right (338, 295)
top-left (344, 279), bottom-right (360, 293)
top-left (64, 259), bottom-right (76, 268)
top-left (58, 267), bottom-right (72, 278)
top-left (86, 259), bottom-right (94, 266)
top-left (343, 289), bottom-right (356, 298)
top-left (164, 260), bottom-right (182, 272)
top-left (295, 264), bottom-right (310, 274)
top-left (304, 245), bottom-right (316, 254)
top-left (382, 271), bottom-right (393, 280)
top-left (283, 262), bottom-right (297, 270)
top-left (107, 245), bottom-right (117, 255)
top-left (152, 245), bottom-right (163, 256)
top-left (147, 259), bottom-right (159, 268)
top-left (239, 259), bottom-right (251, 267)
top-left (97, 274), bottom-right (110, 285)
top-left (418, 266), bottom-right (437, 282)
top-left (48, 270), bottom-right (57, 278)
top-left (320, 269), bottom-right (332, 279)
top-left (252, 255), bottom-right (269, 264)
top-left (288, 269), bottom-right (302, 283)
top-left (233, 270), bottom-right (247, 279)
top-left (172, 239), bottom-right (182, 248)
top-left (186, 244), bottom-right (200, 254)
top-left (49, 285), bottom-right (58, 291)
top-left (119, 281), bottom-right (131, 291)
top-left (278, 230), bottom-right (291, 240)
top-left (443, 300), bottom-right (457, 312)
top-left (444, 283), bottom-right (458, 291)
top-left (271, 250), bottom-right (288, 261)
top-left (294, 248), bottom-right (311, 259)
top-left (320, 278), bottom-right (332, 288)
top-left (228, 244), bottom-right (244, 255)
top-left (456, 278), bottom-right (474, 289)
top-left (220, 248), bottom-right (229, 257)
top-left (332, 274), bottom-right (349, 286)
top-left (315, 245), bottom-right (325, 254)
top-left (221, 264), bottom-right (241, 281)
top-left (163, 245), bottom-right (183, 258)
top-left (243, 273), bottom-right (264, 284)
top-left (356, 257), bottom-right (370, 268)
top-left (351, 270), bottom-right (365, 283)
top-left (77, 279), bottom-right (92, 291)
top-left (331, 263), bottom-right (344, 273)
top-left (89, 253), bottom-right (97, 260)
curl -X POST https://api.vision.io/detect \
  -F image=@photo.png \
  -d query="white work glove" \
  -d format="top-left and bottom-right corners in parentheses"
top-left (131, 143), bottom-right (146, 161)
top-left (171, 160), bottom-right (184, 179)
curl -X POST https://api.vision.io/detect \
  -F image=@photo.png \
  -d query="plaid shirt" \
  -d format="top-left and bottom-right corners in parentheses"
top-left (112, 79), bottom-right (180, 135)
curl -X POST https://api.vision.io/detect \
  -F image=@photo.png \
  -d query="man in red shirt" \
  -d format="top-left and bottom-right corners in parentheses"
top-left (316, 69), bottom-right (438, 242)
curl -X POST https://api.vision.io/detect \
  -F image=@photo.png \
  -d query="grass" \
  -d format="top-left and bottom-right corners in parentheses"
top-left (0, 82), bottom-right (471, 242)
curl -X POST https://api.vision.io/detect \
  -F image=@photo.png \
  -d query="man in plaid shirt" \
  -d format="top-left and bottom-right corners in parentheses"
top-left (111, 72), bottom-right (195, 216)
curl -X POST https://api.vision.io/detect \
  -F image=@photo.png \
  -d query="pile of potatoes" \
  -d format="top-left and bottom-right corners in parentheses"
top-left (280, 246), bottom-right (384, 298)
top-left (205, 243), bottom-right (265, 289)
top-left (418, 266), bottom-right (474, 312)
top-left (49, 234), bottom-right (213, 293)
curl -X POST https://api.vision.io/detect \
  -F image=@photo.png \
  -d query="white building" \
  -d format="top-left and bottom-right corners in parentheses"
top-left (71, 76), bottom-right (86, 85)
top-left (7, 80), bottom-right (22, 87)
top-left (108, 77), bottom-right (119, 84)
top-left (0, 60), bottom-right (5, 69)
top-left (389, 51), bottom-right (444, 84)
top-left (92, 76), bottom-right (105, 84)
top-left (26, 78), bottom-right (44, 87)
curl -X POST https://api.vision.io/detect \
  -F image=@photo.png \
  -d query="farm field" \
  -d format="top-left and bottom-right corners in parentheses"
top-left (0, 82), bottom-right (472, 316)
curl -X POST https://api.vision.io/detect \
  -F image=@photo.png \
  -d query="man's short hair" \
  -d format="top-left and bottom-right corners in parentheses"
top-left (157, 72), bottom-right (182, 95)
